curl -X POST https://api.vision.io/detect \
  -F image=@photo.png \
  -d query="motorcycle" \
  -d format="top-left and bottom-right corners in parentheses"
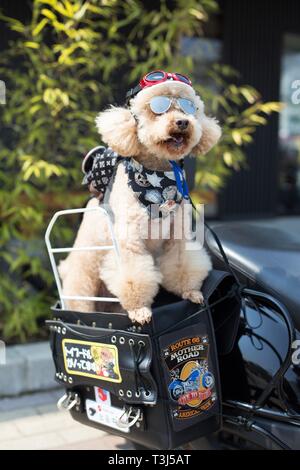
top-left (186, 220), bottom-right (300, 450)
top-left (45, 209), bottom-right (300, 451)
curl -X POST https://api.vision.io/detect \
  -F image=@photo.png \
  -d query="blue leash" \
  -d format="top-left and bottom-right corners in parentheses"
top-left (169, 160), bottom-right (189, 200)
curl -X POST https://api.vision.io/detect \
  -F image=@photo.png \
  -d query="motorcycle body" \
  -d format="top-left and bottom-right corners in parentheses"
top-left (189, 221), bottom-right (300, 450)
top-left (45, 209), bottom-right (300, 450)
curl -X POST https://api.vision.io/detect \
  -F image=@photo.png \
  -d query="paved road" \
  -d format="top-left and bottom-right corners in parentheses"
top-left (0, 389), bottom-right (134, 450)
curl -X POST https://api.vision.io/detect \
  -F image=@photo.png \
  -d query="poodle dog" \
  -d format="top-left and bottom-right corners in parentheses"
top-left (59, 71), bottom-right (221, 324)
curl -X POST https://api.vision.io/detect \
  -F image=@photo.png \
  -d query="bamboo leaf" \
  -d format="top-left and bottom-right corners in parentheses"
top-left (232, 130), bottom-right (243, 145)
top-left (32, 18), bottom-right (49, 36)
top-left (41, 8), bottom-right (57, 21)
top-left (24, 41), bottom-right (39, 49)
top-left (249, 114), bottom-right (267, 125)
top-left (223, 152), bottom-right (233, 166)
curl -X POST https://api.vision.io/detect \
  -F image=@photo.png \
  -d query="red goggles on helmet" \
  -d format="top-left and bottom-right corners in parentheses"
top-left (126, 70), bottom-right (192, 103)
top-left (140, 70), bottom-right (192, 88)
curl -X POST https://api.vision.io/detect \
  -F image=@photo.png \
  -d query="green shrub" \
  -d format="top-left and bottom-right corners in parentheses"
top-left (0, 0), bottom-right (280, 342)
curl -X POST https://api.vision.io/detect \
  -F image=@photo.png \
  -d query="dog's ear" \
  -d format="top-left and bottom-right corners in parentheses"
top-left (95, 106), bottom-right (140, 156)
top-left (193, 116), bottom-right (221, 155)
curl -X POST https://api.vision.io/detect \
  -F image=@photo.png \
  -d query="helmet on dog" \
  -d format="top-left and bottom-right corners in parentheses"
top-left (126, 70), bottom-right (192, 104)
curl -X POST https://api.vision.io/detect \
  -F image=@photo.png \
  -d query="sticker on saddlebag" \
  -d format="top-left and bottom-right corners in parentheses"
top-left (86, 389), bottom-right (129, 433)
top-left (62, 339), bottom-right (121, 383)
top-left (162, 334), bottom-right (217, 422)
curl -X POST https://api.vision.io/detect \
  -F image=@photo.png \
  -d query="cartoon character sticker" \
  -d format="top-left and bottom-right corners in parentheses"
top-left (90, 345), bottom-right (120, 380)
top-left (62, 339), bottom-right (121, 383)
top-left (162, 335), bottom-right (216, 420)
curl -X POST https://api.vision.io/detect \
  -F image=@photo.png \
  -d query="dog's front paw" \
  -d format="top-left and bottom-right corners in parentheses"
top-left (182, 290), bottom-right (205, 305)
top-left (128, 307), bottom-right (152, 325)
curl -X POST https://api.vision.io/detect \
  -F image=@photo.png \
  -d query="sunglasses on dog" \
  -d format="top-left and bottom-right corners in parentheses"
top-left (149, 96), bottom-right (197, 115)
top-left (126, 70), bottom-right (193, 103)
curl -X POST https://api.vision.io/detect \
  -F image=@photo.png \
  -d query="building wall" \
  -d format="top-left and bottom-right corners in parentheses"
top-left (219, 0), bottom-right (300, 219)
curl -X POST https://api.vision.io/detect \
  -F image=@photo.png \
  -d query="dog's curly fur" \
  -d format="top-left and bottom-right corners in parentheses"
top-left (59, 81), bottom-right (221, 324)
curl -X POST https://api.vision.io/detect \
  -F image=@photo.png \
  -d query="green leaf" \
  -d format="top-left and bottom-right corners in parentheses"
top-left (188, 8), bottom-right (205, 20)
top-left (232, 130), bottom-right (243, 145)
top-left (0, 13), bottom-right (25, 33)
top-left (41, 8), bottom-right (57, 21)
top-left (32, 18), bottom-right (49, 36)
top-left (249, 114), bottom-right (267, 125)
top-left (223, 152), bottom-right (233, 166)
top-left (24, 41), bottom-right (39, 49)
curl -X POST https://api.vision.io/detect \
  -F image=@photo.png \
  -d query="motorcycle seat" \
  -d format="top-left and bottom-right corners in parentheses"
top-left (206, 221), bottom-right (300, 330)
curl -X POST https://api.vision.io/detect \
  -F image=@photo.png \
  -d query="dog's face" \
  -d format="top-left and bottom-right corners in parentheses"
top-left (96, 81), bottom-right (221, 161)
top-left (130, 82), bottom-right (204, 160)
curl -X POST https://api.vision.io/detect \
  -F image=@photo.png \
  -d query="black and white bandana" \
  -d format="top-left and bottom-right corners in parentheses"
top-left (123, 158), bottom-right (184, 217)
top-left (82, 146), bottom-right (185, 218)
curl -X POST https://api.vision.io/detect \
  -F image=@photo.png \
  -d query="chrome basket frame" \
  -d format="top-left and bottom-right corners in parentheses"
top-left (45, 206), bottom-right (120, 309)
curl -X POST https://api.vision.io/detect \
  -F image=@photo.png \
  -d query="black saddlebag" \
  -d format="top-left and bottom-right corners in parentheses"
top-left (48, 270), bottom-right (240, 449)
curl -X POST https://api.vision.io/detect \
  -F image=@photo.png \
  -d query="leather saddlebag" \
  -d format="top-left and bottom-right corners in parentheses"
top-left (48, 269), bottom-right (240, 449)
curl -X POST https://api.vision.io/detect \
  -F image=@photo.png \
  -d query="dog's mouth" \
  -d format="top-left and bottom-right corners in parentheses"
top-left (164, 133), bottom-right (187, 148)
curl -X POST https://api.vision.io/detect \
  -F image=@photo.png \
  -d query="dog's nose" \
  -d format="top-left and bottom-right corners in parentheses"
top-left (176, 119), bottom-right (189, 130)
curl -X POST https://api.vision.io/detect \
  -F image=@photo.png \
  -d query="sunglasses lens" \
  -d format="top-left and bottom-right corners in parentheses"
top-left (150, 96), bottom-right (171, 114)
top-left (175, 73), bottom-right (191, 84)
top-left (178, 98), bottom-right (196, 115)
top-left (146, 71), bottom-right (165, 82)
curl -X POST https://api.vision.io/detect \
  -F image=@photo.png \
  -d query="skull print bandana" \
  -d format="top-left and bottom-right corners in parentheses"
top-left (82, 146), bottom-right (185, 218)
top-left (123, 158), bottom-right (184, 218)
